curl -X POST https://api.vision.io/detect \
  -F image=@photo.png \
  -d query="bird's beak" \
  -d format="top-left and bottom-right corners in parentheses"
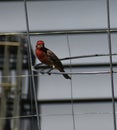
top-left (36, 44), bottom-right (43, 49)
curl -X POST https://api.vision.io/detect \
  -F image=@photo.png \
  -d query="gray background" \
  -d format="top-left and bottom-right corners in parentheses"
top-left (0, 0), bottom-right (117, 130)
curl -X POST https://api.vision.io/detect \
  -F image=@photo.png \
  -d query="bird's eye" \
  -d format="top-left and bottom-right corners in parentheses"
top-left (36, 45), bottom-right (40, 48)
top-left (36, 44), bottom-right (44, 49)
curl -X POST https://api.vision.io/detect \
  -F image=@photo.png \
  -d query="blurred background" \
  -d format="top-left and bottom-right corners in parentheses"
top-left (0, 0), bottom-right (117, 130)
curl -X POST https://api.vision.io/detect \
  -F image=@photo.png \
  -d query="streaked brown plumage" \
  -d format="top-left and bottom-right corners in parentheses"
top-left (35, 40), bottom-right (71, 79)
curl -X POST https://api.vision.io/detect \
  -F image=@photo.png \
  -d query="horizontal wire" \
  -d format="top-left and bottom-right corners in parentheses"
top-left (39, 112), bottom-right (117, 117)
top-left (33, 70), bottom-right (114, 75)
top-left (0, 111), bottom-right (116, 120)
top-left (1, 28), bottom-right (117, 36)
top-left (0, 53), bottom-right (116, 78)
top-left (60, 53), bottom-right (117, 61)
top-left (0, 70), bottom-right (117, 79)
top-left (0, 115), bottom-right (37, 120)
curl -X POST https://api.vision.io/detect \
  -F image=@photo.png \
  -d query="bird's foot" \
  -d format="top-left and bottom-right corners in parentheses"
top-left (40, 71), bottom-right (45, 74)
top-left (46, 68), bottom-right (53, 75)
top-left (32, 66), bottom-right (38, 72)
top-left (34, 63), bottom-right (43, 69)
top-left (48, 72), bottom-right (51, 75)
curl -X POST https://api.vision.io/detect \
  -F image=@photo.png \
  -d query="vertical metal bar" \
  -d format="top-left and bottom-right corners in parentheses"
top-left (0, 44), bottom-right (9, 130)
top-left (24, 0), bottom-right (41, 130)
top-left (106, 0), bottom-right (117, 130)
top-left (12, 43), bottom-right (22, 130)
top-left (66, 34), bottom-right (76, 130)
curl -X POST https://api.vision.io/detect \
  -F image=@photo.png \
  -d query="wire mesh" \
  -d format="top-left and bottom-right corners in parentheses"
top-left (0, 0), bottom-right (117, 130)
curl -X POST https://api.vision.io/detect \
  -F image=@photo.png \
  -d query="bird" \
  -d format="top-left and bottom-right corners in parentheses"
top-left (35, 40), bottom-right (71, 79)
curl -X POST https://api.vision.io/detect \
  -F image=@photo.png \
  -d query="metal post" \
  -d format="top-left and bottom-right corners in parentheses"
top-left (12, 43), bottom-right (22, 130)
top-left (0, 43), bottom-right (10, 130)
top-left (106, 0), bottom-right (117, 130)
top-left (24, 0), bottom-right (41, 130)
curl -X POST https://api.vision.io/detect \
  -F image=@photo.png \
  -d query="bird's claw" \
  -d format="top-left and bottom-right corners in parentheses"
top-left (47, 72), bottom-right (51, 75)
top-left (34, 63), bottom-right (43, 69)
top-left (40, 71), bottom-right (44, 74)
top-left (32, 66), bottom-right (37, 72)
top-left (46, 68), bottom-right (53, 75)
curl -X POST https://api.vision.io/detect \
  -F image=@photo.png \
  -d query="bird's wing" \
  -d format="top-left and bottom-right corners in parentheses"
top-left (46, 49), bottom-right (63, 67)
top-left (45, 48), bottom-right (65, 72)
top-left (46, 49), bottom-right (60, 62)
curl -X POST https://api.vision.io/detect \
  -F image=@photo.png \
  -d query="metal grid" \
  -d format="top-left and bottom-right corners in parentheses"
top-left (0, 0), bottom-right (117, 130)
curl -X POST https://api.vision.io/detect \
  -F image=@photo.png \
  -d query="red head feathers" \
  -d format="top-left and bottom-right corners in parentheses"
top-left (36, 40), bottom-right (44, 45)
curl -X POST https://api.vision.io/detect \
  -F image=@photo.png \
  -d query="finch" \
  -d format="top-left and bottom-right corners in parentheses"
top-left (35, 40), bottom-right (71, 79)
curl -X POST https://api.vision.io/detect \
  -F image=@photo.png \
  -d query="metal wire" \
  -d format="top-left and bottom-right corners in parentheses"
top-left (0, 111), bottom-right (116, 120)
top-left (1, 28), bottom-right (117, 36)
top-left (24, 0), bottom-right (41, 130)
top-left (32, 70), bottom-right (115, 75)
top-left (1, 70), bottom-right (117, 79)
top-left (106, 0), bottom-right (117, 130)
top-left (0, 1), bottom-right (117, 130)
top-left (66, 34), bottom-right (76, 130)
top-left (60, 53), bottom-right (117, 61)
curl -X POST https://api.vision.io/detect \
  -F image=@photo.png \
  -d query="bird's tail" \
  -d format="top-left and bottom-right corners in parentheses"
top-left (63, 74), bottom-right (71, 79)
top-left (58, 67), bottom-right (71, 79)
top-left (61, 69), bottom-right (71, 79)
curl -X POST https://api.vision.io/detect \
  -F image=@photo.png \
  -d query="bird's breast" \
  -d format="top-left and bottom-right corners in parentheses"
top-left (36, 49), bottom-right (47, 62)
